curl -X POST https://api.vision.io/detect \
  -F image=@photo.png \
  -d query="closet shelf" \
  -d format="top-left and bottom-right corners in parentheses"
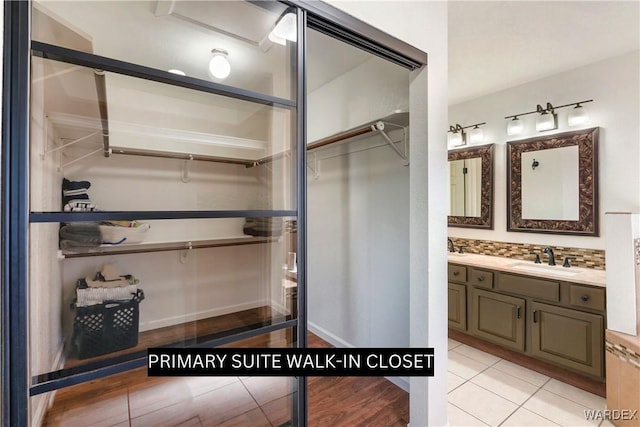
top-left (47, 112), bottom-right (273, 168)
top-left (60, 235), bottom-right (279, 258)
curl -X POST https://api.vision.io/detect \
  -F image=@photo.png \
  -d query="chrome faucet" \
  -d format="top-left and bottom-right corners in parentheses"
top-left (543, 247), bottom-right (556, 266)
top-left (448, 238), bottom-right (456, 253)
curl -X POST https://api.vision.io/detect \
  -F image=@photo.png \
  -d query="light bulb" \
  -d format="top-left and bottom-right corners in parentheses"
top-left (568, 104), bottom-right (589, 126)
top-left (535, 111), bottom-right (557, 132)
top-left (209, 49), bottom-right (230, 80)
top-left (507, 117), bottom-right (523, 136)
top-left (469, 126), bottom-right (483, 143)
top-left (272, 12), bottom-right (297, 42)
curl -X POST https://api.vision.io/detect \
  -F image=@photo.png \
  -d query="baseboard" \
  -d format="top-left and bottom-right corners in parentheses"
top-left (139, 300), bottom-right (267, 331)
top-left (308, 322), bottom-right (356, 348)
top-left (32, 341), bottom-right (66, 426)
top-left (385, 375), bottom-right (409, 392)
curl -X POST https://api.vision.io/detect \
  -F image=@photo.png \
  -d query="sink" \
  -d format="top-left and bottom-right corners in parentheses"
top-left (509, 263), bottom-right (579, 277)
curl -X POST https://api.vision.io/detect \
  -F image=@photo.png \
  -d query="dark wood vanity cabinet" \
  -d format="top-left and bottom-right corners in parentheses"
top-left (448, 283), bottom-right (467, 330)
top-left (531, 301), bottom-right (604, 378)
top-left (448, 262), bottom-right (606, 380)
top-left (471, 289), bottom-right (525, 352)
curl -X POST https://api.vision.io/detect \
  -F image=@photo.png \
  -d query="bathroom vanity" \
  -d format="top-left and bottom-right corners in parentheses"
top-left (448, 253), bottom-right (607, 380)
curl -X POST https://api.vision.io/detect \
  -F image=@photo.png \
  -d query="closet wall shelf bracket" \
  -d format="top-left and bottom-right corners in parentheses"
top-left (307, 152), bottom-right (319, 180)
top-left (181, 155), bottom-right (194, 183)
top-left (180, 241), bottom-right (193, 263)
top-left (372, 121), bottom-right (409, 166)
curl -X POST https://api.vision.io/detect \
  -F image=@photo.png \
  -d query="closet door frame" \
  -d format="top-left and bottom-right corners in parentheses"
top-left (1, 1), bottom-right (427, 426)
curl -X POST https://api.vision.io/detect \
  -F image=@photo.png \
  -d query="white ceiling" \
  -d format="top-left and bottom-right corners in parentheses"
top-left (448, 1), bottom-right (640, 106)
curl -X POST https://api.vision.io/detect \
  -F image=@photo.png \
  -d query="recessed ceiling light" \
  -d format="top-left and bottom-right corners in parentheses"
top-left (168, 69), bottom-right (186, 76)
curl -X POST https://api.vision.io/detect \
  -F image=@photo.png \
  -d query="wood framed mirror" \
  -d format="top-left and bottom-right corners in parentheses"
top-left (507, 127), bottom-right (599, 235)
top-left (448, 144), bottom-right (494, 229)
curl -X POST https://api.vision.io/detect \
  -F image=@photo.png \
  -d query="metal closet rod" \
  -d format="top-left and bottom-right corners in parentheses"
top-left (248, 119), bottom-right (408, 168)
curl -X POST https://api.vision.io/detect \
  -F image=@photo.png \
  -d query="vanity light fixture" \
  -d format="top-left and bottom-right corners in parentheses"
top-left (535, 103), bottom-right (557, 132)
top-left (567, 103), bottom-right (589, 126)
top-left (505, 99), bottom-right (593, 134)
top-left (507, 116), bottom-right (524, 136)
top-left (448, 124), bottom-right (465, 147)
top-left (209, 48), bottom-right (231, 80)
top-left (447, 122), bottom-right (486, 147)
top-left (469, 125), bottom-right (484, 144)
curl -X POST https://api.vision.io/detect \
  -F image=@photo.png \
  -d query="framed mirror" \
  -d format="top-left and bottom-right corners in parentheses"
top-left (507, 127), bottom-right (599, 235)
top-left (448, 144), bottom-right (494, 229)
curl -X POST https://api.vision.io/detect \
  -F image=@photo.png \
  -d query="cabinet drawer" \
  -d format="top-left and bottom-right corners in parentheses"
top-left (497, 273), bottom-right (559, 302)
top-left (448, 265), bottom-right (467, 283)
top-left (469, 269), bottom-right (493, 289)
top-left (569, 285), bottom-right (605, 311)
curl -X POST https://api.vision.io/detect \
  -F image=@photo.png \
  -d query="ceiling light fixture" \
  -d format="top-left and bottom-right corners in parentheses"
top-left (505, 99), bottom-right (593, 135)
top-left (271, 12), bottom-right (297, 44)
top-left (209, 48), bottom-right (231, 80)
top-left (447, 122), bottom-right (486, 147)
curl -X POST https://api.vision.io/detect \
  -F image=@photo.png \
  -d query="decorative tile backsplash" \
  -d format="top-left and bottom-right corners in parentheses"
top-left (448, 237), bottom-right (606, 270)
top-left (606, 340), bottom-right (640, 370)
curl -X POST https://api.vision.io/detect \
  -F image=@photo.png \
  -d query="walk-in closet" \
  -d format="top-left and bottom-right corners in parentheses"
top-left (1, 1), bottom-right (428, 425)
top-left (29, 2), bottom-right (301, 425)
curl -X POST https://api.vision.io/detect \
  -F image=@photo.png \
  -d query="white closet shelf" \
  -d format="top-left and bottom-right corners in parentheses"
top-left (47, 112), bottom-right (274, 167)
top-left (60, 235), bottom-right (279, 258)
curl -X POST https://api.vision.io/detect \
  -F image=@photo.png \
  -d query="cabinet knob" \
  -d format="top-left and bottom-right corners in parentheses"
top-left (580, 294), bottom-right (589, 302)
top-left (477, 276), bottom-right (485, 282)
top-left (453, 271), bottom-right (459, 276)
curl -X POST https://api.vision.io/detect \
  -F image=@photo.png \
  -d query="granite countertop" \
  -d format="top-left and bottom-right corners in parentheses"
top-left (447, 252), bottom-right (606, 288)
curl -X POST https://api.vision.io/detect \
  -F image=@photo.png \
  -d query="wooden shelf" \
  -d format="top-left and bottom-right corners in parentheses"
top-left (61, 235), bottom-right (279, 258)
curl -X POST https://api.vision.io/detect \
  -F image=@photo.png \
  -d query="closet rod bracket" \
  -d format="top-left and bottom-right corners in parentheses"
top-left (181, 155), bottom-right (194, 183)
top-left (372, 121), bottom-right (409, 166)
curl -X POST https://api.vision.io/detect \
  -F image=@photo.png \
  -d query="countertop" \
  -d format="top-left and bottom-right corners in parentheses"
top-left (448, 252), bottom-right (607, 288)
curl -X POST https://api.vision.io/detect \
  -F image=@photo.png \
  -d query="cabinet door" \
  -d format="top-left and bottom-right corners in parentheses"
top-left (531, 302), bottom-right (604, 378)
top-left (471, 289), bottom-right (525, 351)
top-left (448, 283), bottom-right (467, 331)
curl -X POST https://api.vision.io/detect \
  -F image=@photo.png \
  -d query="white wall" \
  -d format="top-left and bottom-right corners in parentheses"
top-left (323, 2), bottom-right (449, 426)
top-left (449, 51), bottom-right (640, 249)
top-left (307, 57), bottom-right (409, 142)
top-left (307, 129), bottom-right (409, 350)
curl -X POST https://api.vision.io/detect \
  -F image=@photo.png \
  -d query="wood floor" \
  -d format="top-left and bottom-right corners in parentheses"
top-left (43, 331), bottom-right (409, 427)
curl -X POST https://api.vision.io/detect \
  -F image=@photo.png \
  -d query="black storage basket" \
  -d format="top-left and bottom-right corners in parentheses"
top-left (72, 289), bottom-right (145, 359)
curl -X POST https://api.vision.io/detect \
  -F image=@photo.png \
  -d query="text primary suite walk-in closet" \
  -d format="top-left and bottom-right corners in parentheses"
top-left (1, 1), bottom-right (429, 426)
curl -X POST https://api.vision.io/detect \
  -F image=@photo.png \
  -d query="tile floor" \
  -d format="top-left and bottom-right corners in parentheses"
top-left (447, 338), bottom-right (612, 427)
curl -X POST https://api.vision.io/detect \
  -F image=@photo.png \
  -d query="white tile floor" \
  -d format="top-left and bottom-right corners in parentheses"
top-left (447, 338), bottom-right (608, 427)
